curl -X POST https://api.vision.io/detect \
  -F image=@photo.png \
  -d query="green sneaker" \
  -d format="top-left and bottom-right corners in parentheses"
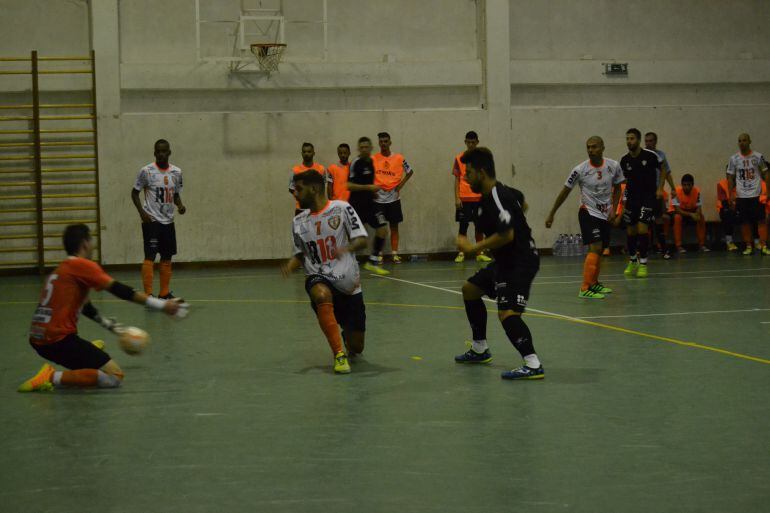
top-left (578, 289), bottom-right (605, 299)
top-left (362, 261), bottom-right (390, 276)
top-left (623, 260), bottom-right (638, 277)
top-left (636, 263), bottom-right (648, 278)
top-left (591, 283), bottom-right (613, 294)
top-left (333, 352), bottom-right (351, 374)
top-left (742, 246), bottom-right (754, 256)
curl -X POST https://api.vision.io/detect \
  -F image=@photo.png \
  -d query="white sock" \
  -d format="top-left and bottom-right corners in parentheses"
top-left (524, 354), bottom-right (541, 369)
top-left (639, 257), bottom-right (648, 264)
top-left (97, 370), bottom-right (121, 388)
top-left (754, 238), bottom-right (760, 247)
top-left (725, 235), bottom-right (733, 243)
top-left (52, 371), bottom-right (62, 386)
top-left (471, 339), bottom-right (488, 353)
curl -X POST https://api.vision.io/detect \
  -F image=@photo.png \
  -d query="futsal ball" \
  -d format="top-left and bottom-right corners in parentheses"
top-left (118, 327), bottom-right (150, 355)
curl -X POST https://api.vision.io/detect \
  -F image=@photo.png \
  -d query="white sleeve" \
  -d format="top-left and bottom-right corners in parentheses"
top-left (696, 192), bottom-right (702, 207)
top-left (291, 223), bottom-right (304, 256)
top-left (133, 168), bottom-right (148, 191)
top-left (612, 162), bottom-right (626, 185)
top-left (176, 171), bottom-right (183, 193)
top-left (326, 170), bottom-right (334, 183)
top-left (726, 157), bottom-right (736, 176)
top-left (343, 203), bottom-right (368, 239)
top-left (288, 172), bottom-right (296, 191)
top-left (564, 167), bottom-right (580, 189)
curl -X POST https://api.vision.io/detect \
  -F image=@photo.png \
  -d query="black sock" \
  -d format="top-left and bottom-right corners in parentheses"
top-left (627, 234), bottom-right (638, 260)
top-left (655, 224), bottom-right (666, 249)
top-left (501, 315), bottom-right (536, 359)
top-left (638, 233), bottom-right (649, 261)
top-left (370, 236), bottom-right (385, 261)
top-left (463, 299), bottom-right (487, 341)
top-left (459, 221), bottom-right (469, 237)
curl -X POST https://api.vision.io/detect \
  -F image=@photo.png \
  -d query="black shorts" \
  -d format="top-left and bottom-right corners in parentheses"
top-left (31, 333), bottom-right (111, 370)
top-left (736, 197), bottom-right (763, 224)
top-left (305, 275), bottom-right (366, 332)
top-left (142, 221), bottom-right (177, 259)
top-left (456, 201), bottom-right (481, 223)
top-left (374, 200), bottom-right (404, 224)
top-left (467, 262), bottom-right (538, 313)
top-left (350, 201), bottom-right (386, 229)
top-left (578, 209), bottom-right (610, 247)
top-left (623, 199), bottom-right (656, 226)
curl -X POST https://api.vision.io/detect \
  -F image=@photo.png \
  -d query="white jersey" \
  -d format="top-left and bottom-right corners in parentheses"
top-left (133, 162), bottom-right (183, 224)
top-left (726, 151), bottom-right (768, 198)
top-left (292, 200), bottom-right (368, 295)
top-left (564, 158), bottom-right (625, 220)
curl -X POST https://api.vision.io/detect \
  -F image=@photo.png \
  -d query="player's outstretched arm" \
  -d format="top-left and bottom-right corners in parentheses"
top-left (174, 193), bottom-right (186, 214)
top-left (280, 255), bottom-right (303, 277)
top-left (82, 301), bottom-right (123, 332)
top-left (104, 279), bottom-right (182, 316)
top-left (545, 186), bottom-right (571, 228)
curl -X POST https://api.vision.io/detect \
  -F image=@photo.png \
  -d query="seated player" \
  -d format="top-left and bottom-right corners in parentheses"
top-left (717, 177), bottom-right (738, 250)
top-left (671, 174), bottom-right (709, 253)
top-left (18, 224), bottom-right (184, 392)
top-left (281, 170), bottom-right (369, 374)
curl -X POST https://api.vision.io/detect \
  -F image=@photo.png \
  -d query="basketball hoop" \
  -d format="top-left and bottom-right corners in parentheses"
top-left (250, 43), bottom-right (286, 73)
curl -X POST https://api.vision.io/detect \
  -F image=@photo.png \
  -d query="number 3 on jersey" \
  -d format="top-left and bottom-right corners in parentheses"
top-left (305, 236), bottom-right (338, 265)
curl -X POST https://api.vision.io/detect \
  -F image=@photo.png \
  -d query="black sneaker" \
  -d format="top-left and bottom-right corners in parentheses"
top-left (454, 348), bottom-right (493, 364)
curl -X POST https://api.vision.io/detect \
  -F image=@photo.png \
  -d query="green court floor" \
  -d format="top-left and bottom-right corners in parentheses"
top-left (1, 253), bottom-right (769, 513)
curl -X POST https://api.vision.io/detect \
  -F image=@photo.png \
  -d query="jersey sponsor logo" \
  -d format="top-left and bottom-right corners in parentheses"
top-left (328, 215), bottom-right (341, 230)
top-left (642, 160), bottom-right (647, 166)
top-left (516, 294), bottom-right (527, 307)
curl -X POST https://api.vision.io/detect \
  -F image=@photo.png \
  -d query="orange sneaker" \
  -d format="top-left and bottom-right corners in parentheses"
top-left (17, 363), bottom-right (55, 392)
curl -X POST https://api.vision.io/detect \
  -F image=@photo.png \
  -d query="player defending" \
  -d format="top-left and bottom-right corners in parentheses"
top-left (131, 139), bottom-right (186, 300)
top-left (18, 224), bottom-right (184, 392)
top-left (546, 136), bottom-right (624, 299)
top-left (453, 131), bottom-right (492, 263)
top-left (373, 132), bottom-right (414, 263)
top-left (281, 170), bottom-right (369, 374)
top-left (620, 128), bottom-right (667, 278)
top-left (453, 148), bottom-right (544, 380)
top-left (726, 133), bottom-right (769, 255)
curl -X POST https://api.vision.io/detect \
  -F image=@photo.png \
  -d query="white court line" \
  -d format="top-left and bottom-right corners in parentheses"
top-left (578, 307), bottom-right (770, 320)
top-left (419, 273), bottom-right (770, 287)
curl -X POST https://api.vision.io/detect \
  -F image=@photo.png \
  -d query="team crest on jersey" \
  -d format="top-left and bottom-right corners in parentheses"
top-left (327, 215), bottom-right (341, 230)
top-left (164, 176), bottom-right (169, 185)
top-left (384, 161), bottom-right (390, 169)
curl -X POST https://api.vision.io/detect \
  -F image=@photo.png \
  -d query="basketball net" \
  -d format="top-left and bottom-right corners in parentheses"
top-left (250, 44), bottom-right (286, 73)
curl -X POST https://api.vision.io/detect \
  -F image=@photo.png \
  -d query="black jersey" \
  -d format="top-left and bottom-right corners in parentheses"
top-left (347, 156), bottom-right (376, 208)
top-left (477, 182), bottom-right (539, 269)
top-left (620, 149), bottom-right (661, 203)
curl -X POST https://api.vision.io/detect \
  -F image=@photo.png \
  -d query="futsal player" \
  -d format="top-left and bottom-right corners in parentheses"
top-left (131, 139), bottom-right (186, 300)
top-left (328, 143), bottom-right (351, 201)
top-left (281, 170), bottom-right (369, 374)
top-left (453, 131), bottom-right (491, 263)
top-left (546, 136), bottom-right (624, 299)
top-left (671, 174), bottom-right (709, 253)
top-left (645, 132), bottom-right (675, 256)
top-left (373, 132), bottom-right (414, 263)
top-left (621, 128), bottom-right (666, 278)
top-left (453, 147), bottom-right (544, 380)
top-left (18, 224), bottom-right (185, 392)
top-left (289, 142), bottom-right (327, 214)
top-left (726, 133), bottom-right (769, 255)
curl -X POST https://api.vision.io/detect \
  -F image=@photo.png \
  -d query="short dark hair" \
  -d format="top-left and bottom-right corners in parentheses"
top-left (338, 143), bottom-right (350, 150)
top-left (626, 128), bottom-right (642, 139)
top-left (681, 173), bottom-right (694, 184)
top-left (358, 136), bottom-right (371, 145)
top-left (293, 169), bottom-right (325, 189)
top-left (460, 147), bottom-right (495, 178)
top-left (377, 132), bottom-right (390, 140)
top-left (465, 131), bottom-right (478, 141)
top-left (645, 131), bottom-right (658, 140)
top-left (154, 139), bottom-right (170, 150)
top-left (302, 142), bottom-right (314, 150)
top-left (63, 224), bottom-right (91, 255)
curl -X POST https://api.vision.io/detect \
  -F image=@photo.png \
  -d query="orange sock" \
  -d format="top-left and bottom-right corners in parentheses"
top-left (159, 260), bottom-right (172, 297)
top-left (673, 214), bottom-right (684, 247)
top-left (758, 223), bottom-right (768, 246)
top-left (142, 259), bottom-right (154, 294)
top-left (581, 252), bottom-right (600, 291)
top-left (390, 228), bottom-right (400, 253)
top-left (60, 369), bottom-right (99, 387)
top-left (475, 231), bottom-right (483, 243)
top-left (316, 302), bottom-right (343, 355)
top-left (742, 224), bottom-right (753, 245)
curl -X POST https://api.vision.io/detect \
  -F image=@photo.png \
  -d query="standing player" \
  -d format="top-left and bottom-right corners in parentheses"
top-left (620, 128), bottom-right (667, 278)
top-left (347, 136), bottom-right (390, 275)
top-left (373, 132), bottom-right (414, 263)
top-left (453, 147), bottom-right (544, 380)
top-left (281, 170), bottom-right (369, 374)
top-left (726, 133), bottom-right (769, 255)
top-left (717, 176), bottom-right (738, 251)
top-left (328, 143), bottom-right (351, 201)
top-left (289, 142), bottom-right (327, 214)
top-left (18, 224), bottom-right (184, 392)
top-left (452, 131), bottom-right (492, 263)
top-left (645, 132), bottom-right (675, 256)
top-left (545, 136), bottom-right (624, 299)
top-left (131, 139), bottom-right (186, 300)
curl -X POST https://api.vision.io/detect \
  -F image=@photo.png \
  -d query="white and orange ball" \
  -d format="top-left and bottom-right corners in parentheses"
top-left (118, 327), bottom-right (150, 355)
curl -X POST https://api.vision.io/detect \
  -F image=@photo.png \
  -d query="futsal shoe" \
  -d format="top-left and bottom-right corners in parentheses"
top-left (454, 347), bottom-right (493, 364)
top-left (663, 251), bottom-right (672, 260)
top-left (454, 252), bottom-right (465, 263)
top-left (700, 246), bottom-right (711, 253)
top-left (636, 263), bottom-right (648, 278)
top-left (578, 288), bottom-right (605, 299)
top-left (501, 365), bottom-right (544, 380)
top-left (362, 261), bottom-right (390, 275)
top-left (333, 352), bottom-right (351, 374)
top-left (592, 282), bottom-right (613, 294)
top-left (677, 246), bottom-right (687, 254)
top-left (602, 247), bottom-right (611, 256)
top-left (160, 292), bottom-right (185, 303)
top-left (742, 246), bottom-right (754, 256)
top-left (476, 253), bottom-right (492, 263)
top-left (91, 339), bottom-right (105, 350)
top-left (762, 246), bottom-right (770, 256)
top-left (726, 242), bottom-right (738, 251)
top-left (17, 363), bottom-right (55, 392)
top-left (623, 260), bottom-right (638, 277)
top-left (392, 254), bottom-right (402, 264)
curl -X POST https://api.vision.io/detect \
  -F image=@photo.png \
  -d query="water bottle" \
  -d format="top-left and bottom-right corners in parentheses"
top-left (576, 233), bottom-right (585, 255)
top-left (552, 234), bottom-right (562, 256)
top-left (409, 254), bottom-right (427, 262)
top-left (557, 234), bottom-right (566, 256)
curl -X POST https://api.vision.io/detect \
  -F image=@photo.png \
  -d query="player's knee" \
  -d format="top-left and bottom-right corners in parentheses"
top-left (310, 285), bottom-right (333, 304)
top-left (144, 251), bottom-right (158, 261)
top-left (588, 242), bottom-right (602, 254)
top-left (498, 310), bottom-right (519, 322)
top-left (159, 255), bottom-right (173, 262)
top-left (462, 281), bottom-right (482, 300)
